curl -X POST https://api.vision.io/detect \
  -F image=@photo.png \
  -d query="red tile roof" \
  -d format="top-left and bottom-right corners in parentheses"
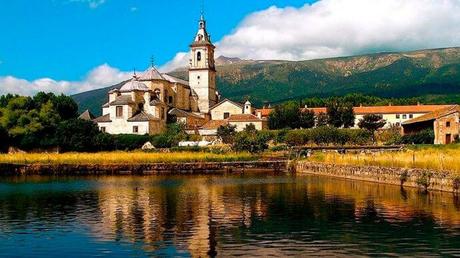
top-left (200, 120), bottom-right (228, 130)
top-left (227, 114), bottom-right (262, 122)
top-left (403, 105), bottom-right (460, 125)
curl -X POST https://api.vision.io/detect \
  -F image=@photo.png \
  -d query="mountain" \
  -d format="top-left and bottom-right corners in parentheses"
top-left (73, 47), bottom-right (460, 116)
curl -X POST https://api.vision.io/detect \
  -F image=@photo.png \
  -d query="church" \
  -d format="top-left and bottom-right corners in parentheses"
top-left (93, 15), bottom-right (217, 135)
top-left (93, 14), bottom-right (267, 135)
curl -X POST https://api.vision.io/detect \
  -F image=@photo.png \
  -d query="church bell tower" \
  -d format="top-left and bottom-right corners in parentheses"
top-left (189, 14), bottom-right (217, 114)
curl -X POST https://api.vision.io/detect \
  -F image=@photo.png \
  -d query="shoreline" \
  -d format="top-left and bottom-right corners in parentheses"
top-left (296, 161), bottom-right (458, 193)
top-left (0, 160), bottom-right (288, 176)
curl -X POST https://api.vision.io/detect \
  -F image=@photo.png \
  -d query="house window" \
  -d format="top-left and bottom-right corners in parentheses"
top-left (197, 51), bottom-right (201, 61)
top-left (100, 127), bottom-right (106, 133)
top-left (395, 122), bottom-right (400, 127)
top-left (402, 114), bottom-right (407, 119)
top-left (446, 121), bottom-right (451, 127)
top-left (161, 107), bottom-right (165, 120)
top-left (116, 106), bottom-right (123, 118)
top-left (396, 114), bottom-right (400, 119)
top-left (409, 114), bottom-right (413, 119)
top-left (133, 126), bottom-right (139, 133)
top-left (224, 112), bottom-right (230, 119)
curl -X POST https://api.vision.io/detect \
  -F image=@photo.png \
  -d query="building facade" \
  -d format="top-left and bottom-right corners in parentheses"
top-left (93, 15), bottom-right (218, 135)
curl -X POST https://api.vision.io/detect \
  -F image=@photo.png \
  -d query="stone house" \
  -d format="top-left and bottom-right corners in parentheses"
top-left (402, 105), bottom-right (460, 144)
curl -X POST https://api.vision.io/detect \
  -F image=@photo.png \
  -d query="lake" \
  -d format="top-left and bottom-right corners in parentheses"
top-left (0, 172), bottom-right (459, 257)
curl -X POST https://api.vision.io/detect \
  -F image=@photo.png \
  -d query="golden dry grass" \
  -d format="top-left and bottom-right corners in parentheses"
top-left (310, 144), bottom-right (460, 175)
top-left (0, 151), bottom-right (256, 165)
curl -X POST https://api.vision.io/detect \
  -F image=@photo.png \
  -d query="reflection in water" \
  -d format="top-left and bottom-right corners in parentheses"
top-left (0, 173), bottom-right (460, 257)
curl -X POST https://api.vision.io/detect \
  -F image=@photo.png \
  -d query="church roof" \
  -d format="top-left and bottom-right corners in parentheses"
top-left (109, 95), bottom-right (135, 106)
top-left (128, 112), bottom-right (158, 122)
top-left (168, 108), bottom-right (204, 119)
top-left (161, 73), bottom-right (189, 86)
top-left (150, 98), bottom-right (166, 106)
top-left (191, 15), bottom-right (214, 47)
top-left (119, 79), bottom-right (150, 92)
top-left (78, 109), bottom-right (95, 121)
top-left (138, 66), bottom-right (165, 81)
top-left (93, 114), bottom-right (111, 123)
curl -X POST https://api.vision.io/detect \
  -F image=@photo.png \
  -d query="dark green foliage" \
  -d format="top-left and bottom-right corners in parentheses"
top-left (56, 119), bottom-right (101, 152)
top-left (233, 130), bottom-right (269, 153)
top-left (326, 101), bottom-right (355, 128)
top-left (151, 123), bottom-right (188, 148)
top-left (217, 124), bottom-right (237, 144)
top-left (400, 129), bottom-right (435, 144)
top-left (299, 110), bottom-right (315, 128)
top-left (358, 114), bottom-right (387, 132)
top-left (113, 134), bottom-right (151, 151)
top-left (0, 126), bottom-right (9, 153)
top-left (268, 101), bottom-right (301, 129)
top-left (0, 92), bottom-right (79, 150)
top-left (280, 127), bottom-right (373, 146)
top-left (316, 112), bottom-right (328, 127)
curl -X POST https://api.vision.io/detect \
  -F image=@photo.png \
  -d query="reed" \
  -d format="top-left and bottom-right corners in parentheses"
top-left (0, 151), bottom-right (256, 165)
top-left (310, 144), bottom-right (460, 175)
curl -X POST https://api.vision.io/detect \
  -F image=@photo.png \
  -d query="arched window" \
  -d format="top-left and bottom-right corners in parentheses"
top-left (197, 51), bottom-right (201, 61)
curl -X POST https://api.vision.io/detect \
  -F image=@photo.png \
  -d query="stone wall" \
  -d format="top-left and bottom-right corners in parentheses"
top-left (296, 161), bottom-right (457, 193)
top-left (0, 161), bottom-right (288, 176)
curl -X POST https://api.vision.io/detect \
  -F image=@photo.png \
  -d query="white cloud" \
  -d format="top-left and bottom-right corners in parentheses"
top-left (161, 0), bottom-right (460, 71)
top-left (69, 0), bottom-right (106, 9)
top-left (217, 0), bottom-right (460, 60)
top-left (0, 64), bottom-right (131, 96)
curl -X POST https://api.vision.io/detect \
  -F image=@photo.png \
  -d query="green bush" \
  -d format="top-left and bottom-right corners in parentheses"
top-left (284, 130), bottom-right (309, 146)
top-left (400, 129), bottom-right (434, 144)
top-left (0, 126), bottom-right (9, 153)
top-left (113, 134), bottom-right (151, 151)
top-left (233, 131), bottom-right (268, 153)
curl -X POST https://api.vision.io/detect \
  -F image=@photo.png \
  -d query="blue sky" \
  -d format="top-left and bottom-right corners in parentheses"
top-left (0, 0), bottom-right (459, 96)
top-left (0, 0), bottom-right (311, 81)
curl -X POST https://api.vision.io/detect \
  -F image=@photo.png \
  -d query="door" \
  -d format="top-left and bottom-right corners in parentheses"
top-left (446, 134), bottom-right (452, 144)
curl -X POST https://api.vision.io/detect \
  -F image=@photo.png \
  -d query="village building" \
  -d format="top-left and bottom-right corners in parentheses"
top-left (93, 14), bottom-right (217, 135)
top-left (199, 99), bottom-right (268, 136)
top-left (257, 104), bottom-right (452, 129)
top-left (402, 105), bottom-right (460, 144)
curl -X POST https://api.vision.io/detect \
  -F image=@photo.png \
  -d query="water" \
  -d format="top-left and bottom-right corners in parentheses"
top-left (0, 173), bottom-right (460, 257)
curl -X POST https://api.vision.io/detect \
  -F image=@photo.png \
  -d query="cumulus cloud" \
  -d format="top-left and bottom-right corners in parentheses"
top-left (161, 0), bottom-right (460, 71)
top-left (218, 0), bottom-right (460, 60)
top-left (0, 64), bottom-right (132, 96)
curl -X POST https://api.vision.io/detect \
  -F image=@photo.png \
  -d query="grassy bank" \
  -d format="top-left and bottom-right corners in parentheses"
top-left (310, 144), bottom-right (460, 175)
top-left (0, 151), bottom-right (256, 165)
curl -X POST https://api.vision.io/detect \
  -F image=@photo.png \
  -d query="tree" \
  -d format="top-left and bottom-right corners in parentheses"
top-left (233, 129), bottom-right (268, 153)
top-left (326, 101), bottom-right (355, 128)
top-left (217, 124), bottom-right (237, 144)
top-left (358, 114), bottom-right (387, 132)
top-left (56, 119), bottom-right (101, 152)
top-left (315, 112), bottom-right (328, 127)
top-left (299, 110), bottom-right (315, 128)
top-left (268, 101), bottom-right (301, 129)
top-left (0, 126), bottom-right (9, 153)
top-left (358, 114), bottom-right (387, 143)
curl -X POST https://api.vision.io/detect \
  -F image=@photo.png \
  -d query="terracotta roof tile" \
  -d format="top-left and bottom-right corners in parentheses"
top-left (403, 105), bottom-right (460, 125)
top-left (200, 120), bottom-right (228, 130)
top-left (303, 105), bottom-right (452, 115)
top-left (109, 95), bottom-right (135, 106)
top-left (228, 114), bottom-right (262, 122)
top-left (256, 108), bottom-right (273, 117)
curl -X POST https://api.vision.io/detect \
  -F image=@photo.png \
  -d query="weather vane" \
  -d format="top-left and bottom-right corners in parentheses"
top-left (150, 56), bottom-right (155, 68)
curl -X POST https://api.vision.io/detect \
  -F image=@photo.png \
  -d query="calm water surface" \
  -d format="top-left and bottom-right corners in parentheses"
top-left (1, 173), bottom-right (460, 257)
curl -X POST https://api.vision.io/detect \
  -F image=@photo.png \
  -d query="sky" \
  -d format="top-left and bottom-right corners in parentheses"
top-left (0, 0), bottom-right (460, 96)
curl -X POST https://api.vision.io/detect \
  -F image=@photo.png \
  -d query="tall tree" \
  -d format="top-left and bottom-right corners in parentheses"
top-left (299, 110), bottom-right (315, 128)
top-left (358, 114), bottom-right (387, 142)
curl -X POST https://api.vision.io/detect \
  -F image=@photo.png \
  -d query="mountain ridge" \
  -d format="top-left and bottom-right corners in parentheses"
top-left (73, 47), bottom-right (460, 116)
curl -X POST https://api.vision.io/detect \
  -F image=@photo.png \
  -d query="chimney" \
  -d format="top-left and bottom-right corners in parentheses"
top-left (304, 104), bottom-right (308, 109)
top-left (257, 111), bottom-right (262, 119)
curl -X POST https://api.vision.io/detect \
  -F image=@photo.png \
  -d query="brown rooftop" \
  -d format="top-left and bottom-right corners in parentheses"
top-left (403, 105), bottom-right (460, 125)
top-left (227, 114), bottom-right (262, 122)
